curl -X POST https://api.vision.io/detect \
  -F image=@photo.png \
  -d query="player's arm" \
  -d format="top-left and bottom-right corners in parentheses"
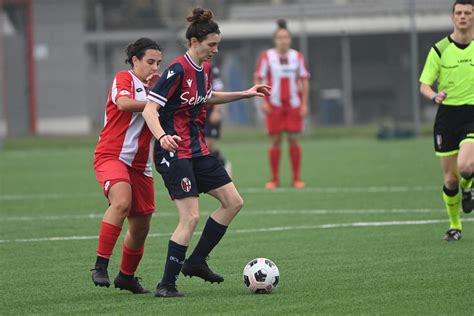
top-left (115, 97), bottom-right (147, 112)
top-left (142, 101), bottom-right (181, 152)
top-left (300, 77), bottom-right (309, 117)
top-left (208, 84), bottom-right (271, 105)
top-left (419, 48), bottom-right (446, 104)
top-left (420, 84), bottom-right (446, 105)
top-left (254, 53), bottom-right (271, 113)
top-left (209, 103), bottom-right (223, 124)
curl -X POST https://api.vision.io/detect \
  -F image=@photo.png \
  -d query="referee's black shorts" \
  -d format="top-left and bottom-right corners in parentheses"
top-left (433, 104), bottom-right (474, 156)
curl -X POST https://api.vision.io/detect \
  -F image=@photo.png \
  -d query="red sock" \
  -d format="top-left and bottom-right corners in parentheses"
top-left (97, 221), bottom-right (122, 259)
top-left (289, 144), bottom-right (302, 181)
top-left (269, 147), bottom-right (281, 182)
top-left (120, 244), bottom-right (144, 276)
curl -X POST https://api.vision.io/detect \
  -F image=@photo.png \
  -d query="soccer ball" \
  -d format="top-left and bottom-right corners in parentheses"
top-left (242, 258), bottom-right (280, 294)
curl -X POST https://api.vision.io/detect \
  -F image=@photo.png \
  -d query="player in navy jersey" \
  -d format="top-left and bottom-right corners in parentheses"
top-left (142, 8), bottom-right (271, 297)
top-left (204, 65), bottom-right (232, 177)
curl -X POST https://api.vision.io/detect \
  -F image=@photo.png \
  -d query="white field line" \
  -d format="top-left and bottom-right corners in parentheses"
top-left (0, 185), bottom-right (439, 201)
top-left (1, 218), bottom-right (472, 244)
top-left (0, 208), bottom-right (445, 222)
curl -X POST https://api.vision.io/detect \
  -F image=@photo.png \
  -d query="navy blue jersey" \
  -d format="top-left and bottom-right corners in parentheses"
top-left (148, 52), bottom-right (213, 161)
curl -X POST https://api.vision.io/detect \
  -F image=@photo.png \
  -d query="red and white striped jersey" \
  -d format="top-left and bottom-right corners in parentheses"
top-left (255, 48), bottom-right (310, 108)
top-left (94, 70), bottom-right (154, 177)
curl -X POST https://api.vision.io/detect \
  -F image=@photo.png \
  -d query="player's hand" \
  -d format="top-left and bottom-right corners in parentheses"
top-left (160, 135), bottom-right (182, 153)
top-left (146, 73), bottom-right (160, 89)
top-left (433, 91), bottom-right (447, 104)
top-left (209, 109), bottom-right (221, 124)
top-left (245, 84), bottom-right (272, 98)
top-left (262, 101), bottom-right (270, 114)
top-left (300, 104), bottom-right (309, 117)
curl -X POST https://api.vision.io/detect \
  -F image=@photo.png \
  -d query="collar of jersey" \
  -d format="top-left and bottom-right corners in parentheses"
top-left (185, 52), bottom-right (203, 72)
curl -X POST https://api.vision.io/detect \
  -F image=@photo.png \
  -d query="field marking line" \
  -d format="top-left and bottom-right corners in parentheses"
top-left (1, 218), bottom-right (472, 244)
top-left (0, 185), bottom-right (439, 201)
top-left (0, 208), bottom-right (445, 222)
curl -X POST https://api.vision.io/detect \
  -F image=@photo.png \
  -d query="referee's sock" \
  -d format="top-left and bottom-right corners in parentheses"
top-left (160, 240), bottom-right (187, 285)
top-left (187, 217), bottom-right (227, 264)
top-left (443, 186), bottom-right (461, 230)
top-left (460, 175), bottom-right (472, 190)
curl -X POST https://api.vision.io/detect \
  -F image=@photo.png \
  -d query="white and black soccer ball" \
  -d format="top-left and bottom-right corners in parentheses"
top-left (243, 258), bottom-right (280, 294)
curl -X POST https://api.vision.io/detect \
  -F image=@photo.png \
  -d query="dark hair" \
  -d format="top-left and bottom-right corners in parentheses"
top-left (185, 8), bottom-right (220, 43)
top-left (274, 19), bottom-right (291, 37)
top-left (452, 0), bottom-right (473, 13)
top-left (125, 38), bottom-right (161, 66)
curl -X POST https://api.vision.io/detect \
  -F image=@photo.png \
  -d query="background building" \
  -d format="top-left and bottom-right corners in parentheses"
top-left (1, 0), bottom-right (452, 136)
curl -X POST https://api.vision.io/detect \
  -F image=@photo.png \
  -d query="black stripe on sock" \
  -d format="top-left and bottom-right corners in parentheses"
top-left (443, 185), bottom-right (459, 197)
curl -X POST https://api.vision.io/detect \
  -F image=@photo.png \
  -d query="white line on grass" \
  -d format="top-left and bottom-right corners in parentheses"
top-left (0, 208), bottom-right (444, 222)
top-left (0, 185), bottom-right (439, 201)
top-left (1, 218), bottom-right (472, 244)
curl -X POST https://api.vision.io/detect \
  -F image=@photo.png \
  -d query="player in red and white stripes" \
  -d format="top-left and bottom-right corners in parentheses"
top-left (255, 19), bottom-right (310, 189)
top-left (91, 38), bottom-right (162, 293)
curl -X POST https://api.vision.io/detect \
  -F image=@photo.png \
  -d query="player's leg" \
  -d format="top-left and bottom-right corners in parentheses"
top-left (155, 196), bottom-right (199, 297)
top-left (440, 155), bottom-right (462, 241)
top-left (116, 170), bottom-right (155, 292)
top-left (458, 140), bottom-right (474, 213)
top-left (287, 106), bottom-right (305, 188)
top-left (288, 132), bottom-right (304, 188)
top-left (113, 214), bottom-right (152, 294)
top-left (265, 107), bottom-right (283, 188)
top-left (182, 156), bottom-right (236, 283)
top-left (183, 182), bottom-right (243, 283)
top-left (92, 181), bottom-right (132, 287)
top-left (266, 132), bottom-right (282, 188)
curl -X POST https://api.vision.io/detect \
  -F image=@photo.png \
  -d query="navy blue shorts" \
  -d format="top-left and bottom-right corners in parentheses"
top-left (156, 155), bottom-right (232, 200)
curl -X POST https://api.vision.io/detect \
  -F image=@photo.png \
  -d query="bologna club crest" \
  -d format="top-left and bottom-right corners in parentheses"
top-left (181, 177), bottom-right (192, 192)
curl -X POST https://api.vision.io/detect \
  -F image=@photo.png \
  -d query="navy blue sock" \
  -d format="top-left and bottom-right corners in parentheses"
top-left (187, 217), bottom-right (227, 264)
top-left (160, 240), bottom-right (187, 285)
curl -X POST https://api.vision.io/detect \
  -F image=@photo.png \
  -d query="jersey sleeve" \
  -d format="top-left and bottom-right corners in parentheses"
top-left (111, 71), bottom-right (134, 104)
top-left (148, 63), bottom-right (183, 107)
top-left (255, 52), bottom-right (269, 81)
top-left (211, 65), bottom-right (224, 91)
top-left (419, 48), bottom-right (440, 85)
top-left (298, 52), bottom-right (310, 78)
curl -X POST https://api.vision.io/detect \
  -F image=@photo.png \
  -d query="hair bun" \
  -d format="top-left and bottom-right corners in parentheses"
top-left (187, 7), bottom-right (213, 24)
top-left (276, 19), bottom-right (287, 29)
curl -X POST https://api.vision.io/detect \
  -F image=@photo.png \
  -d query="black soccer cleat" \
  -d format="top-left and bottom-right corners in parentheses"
top-left (154, 283), bottom-right (184, 298)
top-left (91, 264), bottom-right (110, 288)
top-left (442, 229), bottom-right (462, 241)
top-left (114, 273), bottom-right (150, 294)
top-left (461, 187), bottom-right (473, 214)
top-left (181, 260), bottom-right (224, 284)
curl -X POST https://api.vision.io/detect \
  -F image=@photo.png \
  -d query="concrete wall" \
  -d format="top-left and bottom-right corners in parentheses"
top-left (33, 0), bottom-right (89, 135)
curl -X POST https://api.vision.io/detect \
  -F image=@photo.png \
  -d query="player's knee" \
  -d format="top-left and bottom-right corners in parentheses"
top-left (112, 197), bottom-right (132, 217)
top-left (457, 161), bottom-right (472, 179)
top-left (444, 173), bottom-right (459, 189)
top-left (130, 223), bottom-right (150, 242)
top-left (183, 212), bottom-right (200, 230)
top-left (229, 195), bottom-right (244, 214)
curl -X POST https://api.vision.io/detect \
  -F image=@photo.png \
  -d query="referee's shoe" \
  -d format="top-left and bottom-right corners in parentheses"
top-left (443, 229), bottom-right (462, 241)
top-left (461, 187), bottom-right (473, 214)
top-left (181, 259), bottom-right (224, 283)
